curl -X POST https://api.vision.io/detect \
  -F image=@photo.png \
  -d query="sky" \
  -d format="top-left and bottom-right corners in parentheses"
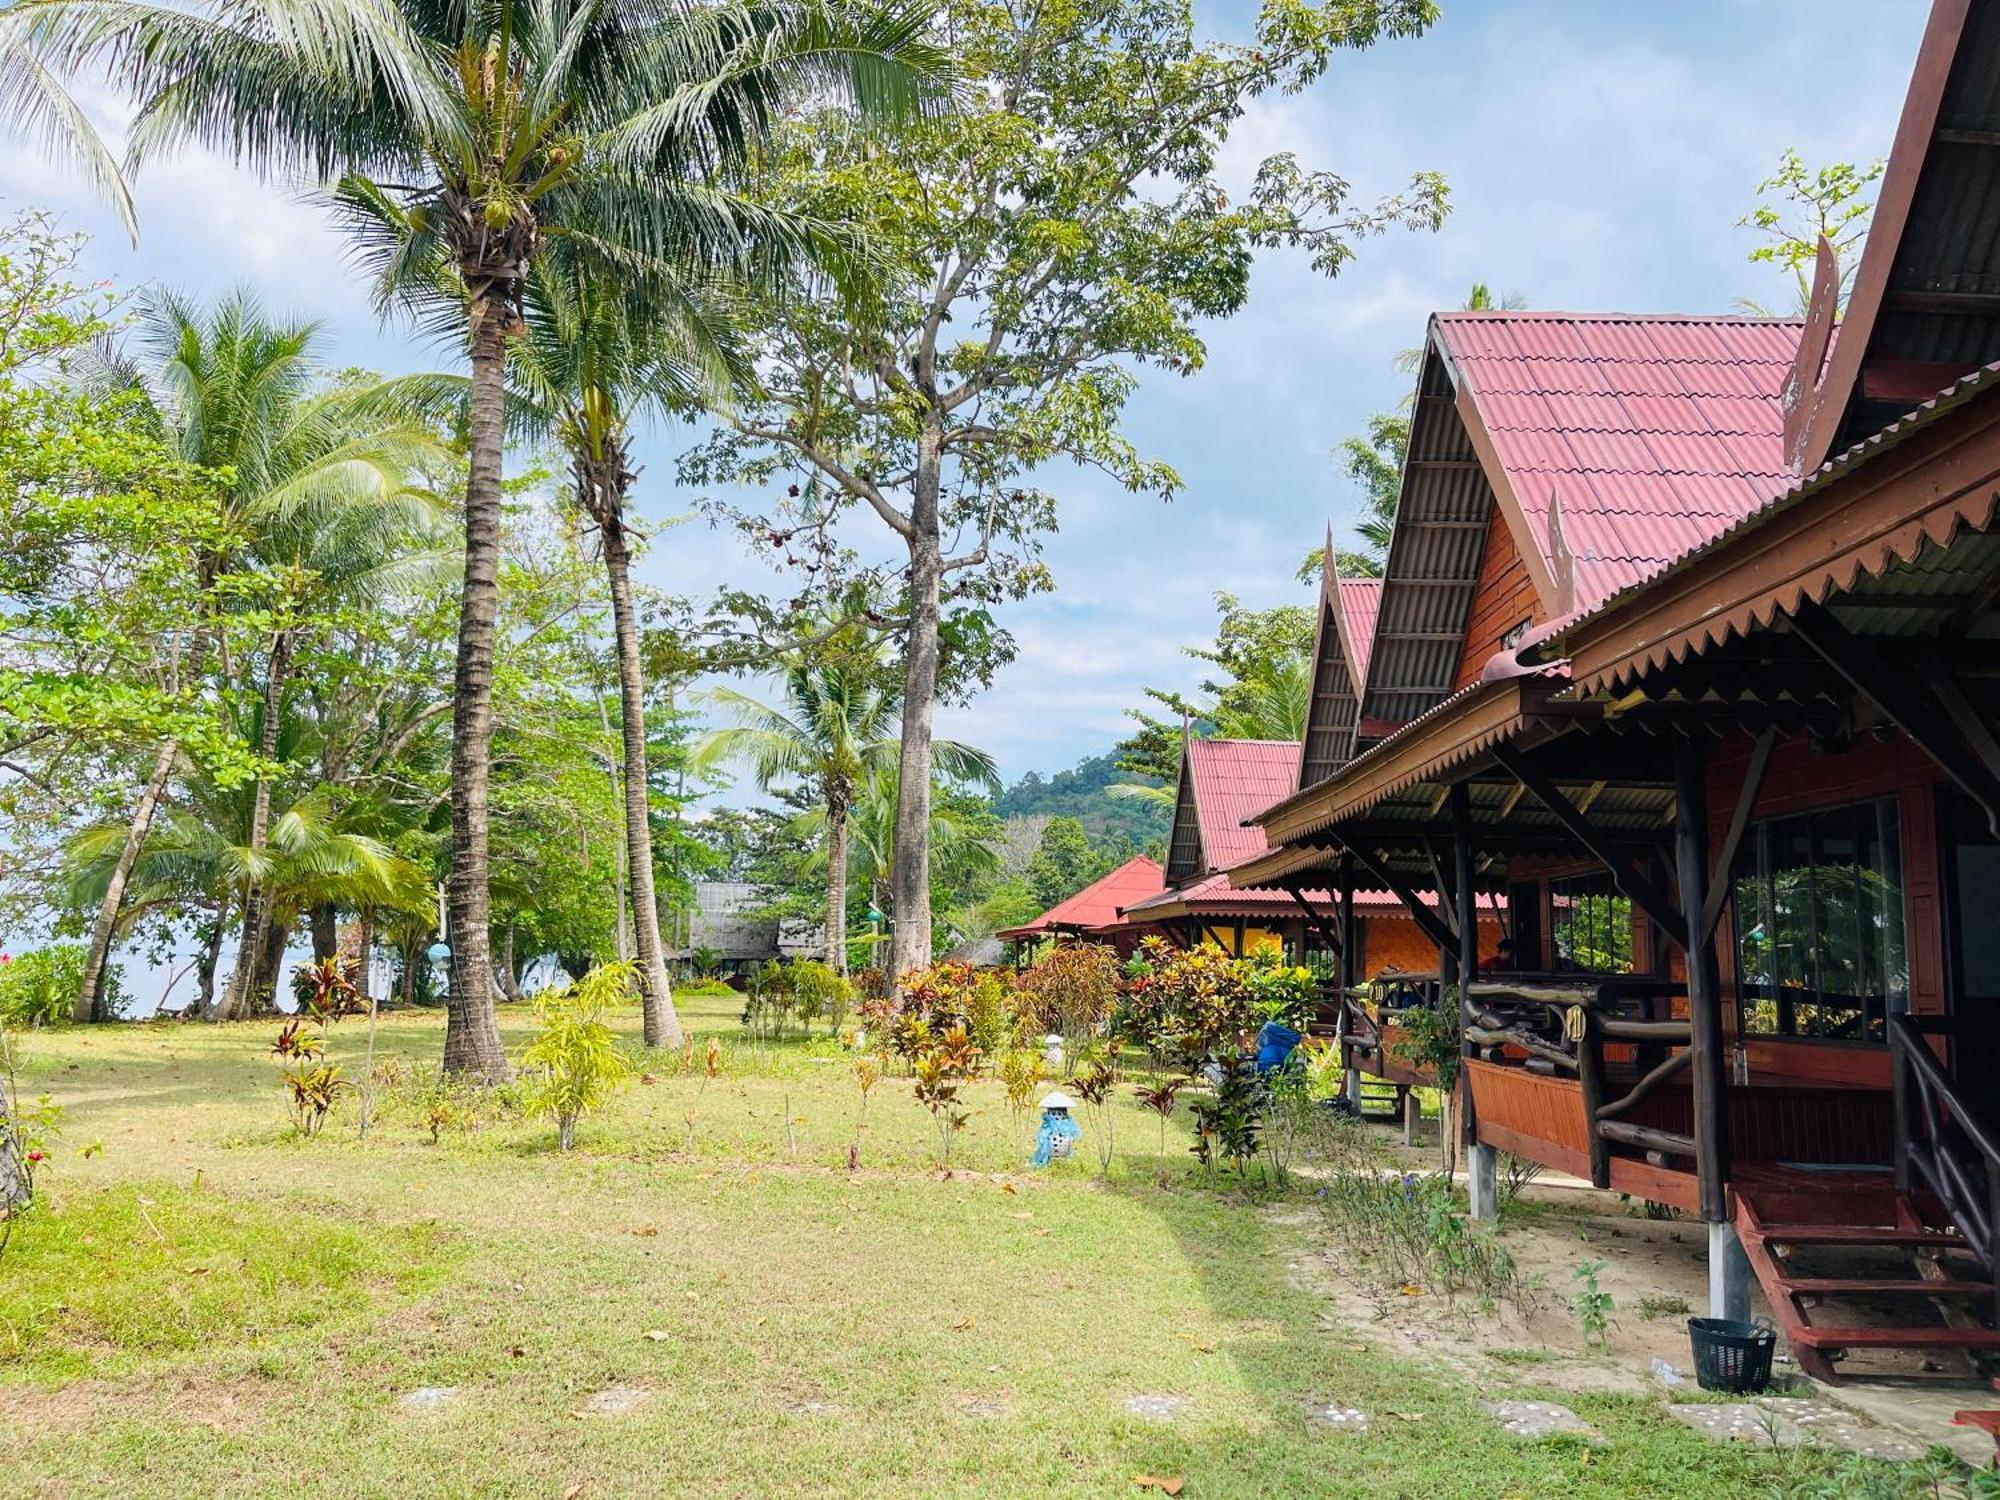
top-left (0, 0), bottom-right (1934, 787)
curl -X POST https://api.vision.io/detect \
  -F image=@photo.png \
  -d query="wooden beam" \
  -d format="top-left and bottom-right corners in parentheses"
top-left (1790, 605), bottom-right (2000, 834)
top-left (1490, 744), bottom-right (1687, 942)
top-left (1421, 838), bottom-right (1459, 938)
top-left (1334, 837), bottom-right (1457, 953)
top-left (1674, 727), bottom-right (1731, 1224)
top-left (1283, 882), bottom-right (1341, 956)
top-left (1700, 726), bottom-right (1776, 943)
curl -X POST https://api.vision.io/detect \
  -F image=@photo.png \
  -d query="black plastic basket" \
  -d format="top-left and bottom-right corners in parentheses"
top-left (1688, 1317), bottom-right (1776, 1393)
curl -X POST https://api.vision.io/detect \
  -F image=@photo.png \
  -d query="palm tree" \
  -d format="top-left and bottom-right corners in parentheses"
top-left (382, 255), bottom-right (738, 1047)
top-left (6, 0), bottom-right (948, 1075)
top-left (694, 654), bottom-right (993, 973)
top-left (71, 291), bottom-right (441, 1023)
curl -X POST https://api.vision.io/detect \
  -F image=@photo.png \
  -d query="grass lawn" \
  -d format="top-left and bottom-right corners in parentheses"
top-left (0, 990), bottom-right (1897, 1497)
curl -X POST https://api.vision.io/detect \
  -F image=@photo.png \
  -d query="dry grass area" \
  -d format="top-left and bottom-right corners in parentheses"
top-left (0, 992), bottom-right (1923, 1497)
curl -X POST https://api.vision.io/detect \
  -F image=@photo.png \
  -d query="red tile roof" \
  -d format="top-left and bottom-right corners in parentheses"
top-left (1336, 577), bottom-right (1381, 689)
top-left (994, 855), bottom-right (1165, 940)
top-left (1186, 738), bottom-right (1300, 873)
top-left (1437, 312), bottom-right (1804, 610)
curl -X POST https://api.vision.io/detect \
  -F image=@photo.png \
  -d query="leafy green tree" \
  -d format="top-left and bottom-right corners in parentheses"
top-left (10, 0), bottom-right (948, 1075)
top-left (696, 642), bottom-right (994, 972)
top-left (1738, 149), bottom-right (1884, 315)
top-left (1119, 593), bottom-right (1316, 784)
top-left (82, 293), bottom-right (442, 1022)
top-left (686, 0), bottom-right (1447, 983)
top-left (1026, 817), bottom-right (1107, 910)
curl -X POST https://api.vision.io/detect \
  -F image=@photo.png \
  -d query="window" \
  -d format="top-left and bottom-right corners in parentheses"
top-left (1731, 798), bottom-right (1907, 1043)
top-left (1550, 873), bottom-right (1635, 974)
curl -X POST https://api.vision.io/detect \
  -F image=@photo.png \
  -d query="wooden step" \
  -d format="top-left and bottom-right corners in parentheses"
top-left (1748, 1225), bottom-right (1972, 1249)
top-left (1787, 1326), bottom-right (2000, 1351)
top-left (1779, 1278), bottom-right (1996, 1297)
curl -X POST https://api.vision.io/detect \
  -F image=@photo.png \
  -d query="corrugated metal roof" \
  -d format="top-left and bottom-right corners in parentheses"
top-left (995, 855), bottom-right (1166, 940)
top-left (1187, 739), bottom-right (1299, 873)
top-left (1436, 312), bottom-right (1804, 611)
top-left (1120, 868), bottom-right (1405, 918)
top-left (1338, 578), bottom-right (1381, 686)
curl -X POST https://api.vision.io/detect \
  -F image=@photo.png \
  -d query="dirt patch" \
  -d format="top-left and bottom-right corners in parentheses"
top-left (0, 1370), bottom-right (285, 1434)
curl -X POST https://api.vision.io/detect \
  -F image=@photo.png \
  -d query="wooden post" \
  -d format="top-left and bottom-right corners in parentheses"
top-left (1336, 855), bottom-right (1360, 1105)
top-left (1673, 727), bottom-right (1731, 1225)
top-left (1574, 1007), bottom-right (1611, 1189)
top-left (1453, 783), bottom-right (1496, 1218)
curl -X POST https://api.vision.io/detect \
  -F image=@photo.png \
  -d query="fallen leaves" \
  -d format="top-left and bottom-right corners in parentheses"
top-left (1133, 1475), bottom-right (1184, 1495)
top-left (630, 1225), bottom-right (658, 1238)
top-left (562, 1485), bottom-right (586, 1500)
top-left (949, 1316), bottom-right (976, 1332)
top-left (1179, 1333), bottom-right (1217, 1355)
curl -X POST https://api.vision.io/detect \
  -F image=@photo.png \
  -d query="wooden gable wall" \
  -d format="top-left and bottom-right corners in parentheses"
top-left (1164, 761), bottom-right (1205, 884)
top-left (1451, 495), bottom-right (1541, 691)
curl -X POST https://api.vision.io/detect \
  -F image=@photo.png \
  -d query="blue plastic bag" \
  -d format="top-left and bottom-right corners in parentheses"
top-left (1255, 1021), bottom-right (1303, 1075)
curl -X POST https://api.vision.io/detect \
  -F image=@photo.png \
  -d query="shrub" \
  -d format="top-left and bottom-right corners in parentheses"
top-left (1017, 943), bottom-right (1120, 1045)
top-left (912, 1023), bottom-right (981, 1172)
top-left (0, 945), bottom-right (125, 1026)
top-left (1125, 938), bottom-right (1253, 1067)
top-left (997, 1045), bottom-right (1047, 1160)
top-left (788, 960), bottom-right (852, 1035)
top-left (1240, 952), bottom-right (1320, 1029)
top-left (519, 962), bottom-right (635, 1151)
top-left (1188, 1051), bottom-right (1263, 1186)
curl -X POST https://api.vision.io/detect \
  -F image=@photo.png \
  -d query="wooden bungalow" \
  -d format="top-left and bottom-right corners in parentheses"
top-left (1229, 0), bottom-right (2000, 1381)
top-left (994, 854), bottom-right (1166, 962)
top-left (1113, 733), bottom-right (1494, 971)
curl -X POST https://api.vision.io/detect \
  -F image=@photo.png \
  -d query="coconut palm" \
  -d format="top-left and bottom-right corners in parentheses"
top-left (375, 254), bottom-right (740, 1047)
top-left (4, 0), bottom-right (949, 1075)
top-left (695, 654), bottom-right (993, 973)
top-left (70, 292), bottom-right (443, 1022)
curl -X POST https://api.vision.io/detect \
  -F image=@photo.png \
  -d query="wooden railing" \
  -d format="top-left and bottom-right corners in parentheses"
top-left (1331, 971), bottom-right (1446, 1081)
top-left (1890, 1014), bottom-right (2000, 1307)
top-left (1462, 976), bottom-right (1692, 1188)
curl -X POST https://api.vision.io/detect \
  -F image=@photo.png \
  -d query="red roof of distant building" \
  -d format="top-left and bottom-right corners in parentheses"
top-left (1337, 577), bottom-right (1381, 688)
top-left (994, 855), bottom-right (1165, 941)
top-left (1436, 312), bottom-right (1804, 611)
top-left (1186, 738), bottom-right (1299, 873)
top-left (1120, 869), bottom-right (1420, 919)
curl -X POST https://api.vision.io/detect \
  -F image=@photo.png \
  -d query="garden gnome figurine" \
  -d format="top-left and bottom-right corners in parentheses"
top-left (1030, 1089), bottom-right (1081, 1167)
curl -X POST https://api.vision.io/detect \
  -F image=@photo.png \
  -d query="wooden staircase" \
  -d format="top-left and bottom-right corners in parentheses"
top-left (1735, 1172), bottom-right (2000, 1384)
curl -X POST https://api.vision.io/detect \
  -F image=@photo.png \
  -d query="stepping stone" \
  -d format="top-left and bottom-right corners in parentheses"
top-left (1125, 1394), bottom-right (1186, 1422)
top-left (778, 1397), bottom-right (844, 1418)
top-left (1305, 1400), bottom-right (1370, 1432)
top-left (397, 1386), bottom-right (459, 1412)
top-left (1666, 1399), bottom-right (1923, 1460)
top-left (577, 1386), bottom-right (650, 1416)
top-left (1482, 1400), bottom-right (1599, 1441)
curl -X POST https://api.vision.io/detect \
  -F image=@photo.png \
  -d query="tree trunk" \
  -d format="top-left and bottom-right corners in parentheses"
top-left (889, 427), bottom-right (946, 988)
top-left (0, 1083), bottom-right (27, 1222)
top-left (193, 916), bottom-right (225, 1017)
top-left (594, 689), bottom-right (633, 964)
top-left (494, 924), bottom-right (523, 1004)
top-left (75, 738), bottom-right (178, 1023)
top-left (217, 631), bottom-right (292, 1021)
top-left (310, 903), bottom-right (338, 966)
top-left (251, 912), bottom-right (290, 1014)
top-left (825, 795), bottom-right (850, 974)
top-left (441, 293), bottom-right (512, 1080)
top-left (594, 465), bottom-right (682, 1048)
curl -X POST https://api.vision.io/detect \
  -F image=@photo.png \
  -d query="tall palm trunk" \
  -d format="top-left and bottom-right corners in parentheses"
top-left (441, 287), bottom-right (513, 1080)
top-left (310, 903), bottom-right (338, 966)
top-left (888, 426), bottom-right (945, 988)
top-left (591, 462), bottom-right (682, 1048)
top-left (218, 630), bottom-right (292, 1021)
top-left (593, 689), bottom-right (633, 964)
top-left (193, 914), bottom-right (225, 1016)
top-left (825, 789), bottom-right (850, 975)
top-left (74, 737), bottom-right (177, 1023)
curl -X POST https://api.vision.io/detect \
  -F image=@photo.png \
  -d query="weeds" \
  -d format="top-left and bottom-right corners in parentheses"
top-left (1571, 1258), bottom-right (1614, 1350)
top-left (1316, 1171), bottom-right (1528, 1309)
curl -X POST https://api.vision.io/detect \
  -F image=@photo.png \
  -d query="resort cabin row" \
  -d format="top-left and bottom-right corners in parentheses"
top-left (1222, 0), bottom-right (2000, 1382)
top-left (996, 734), bottom-right (1500, 974)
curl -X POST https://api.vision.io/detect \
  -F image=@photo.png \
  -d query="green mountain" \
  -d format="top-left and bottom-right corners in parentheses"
top-left (994, 753), bottom-right (1167, 852)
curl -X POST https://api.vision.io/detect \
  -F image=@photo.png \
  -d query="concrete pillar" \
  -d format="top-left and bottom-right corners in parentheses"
top-left (1401, 1088), bottom-right (1420, 1145)
top-left (1468, 1141), bottom-right (1499, 1223)
top-left (1344, 1066), bottom-right (1362, 1107)
top-left (1708, 1220), bottom-right (1752, 1322)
